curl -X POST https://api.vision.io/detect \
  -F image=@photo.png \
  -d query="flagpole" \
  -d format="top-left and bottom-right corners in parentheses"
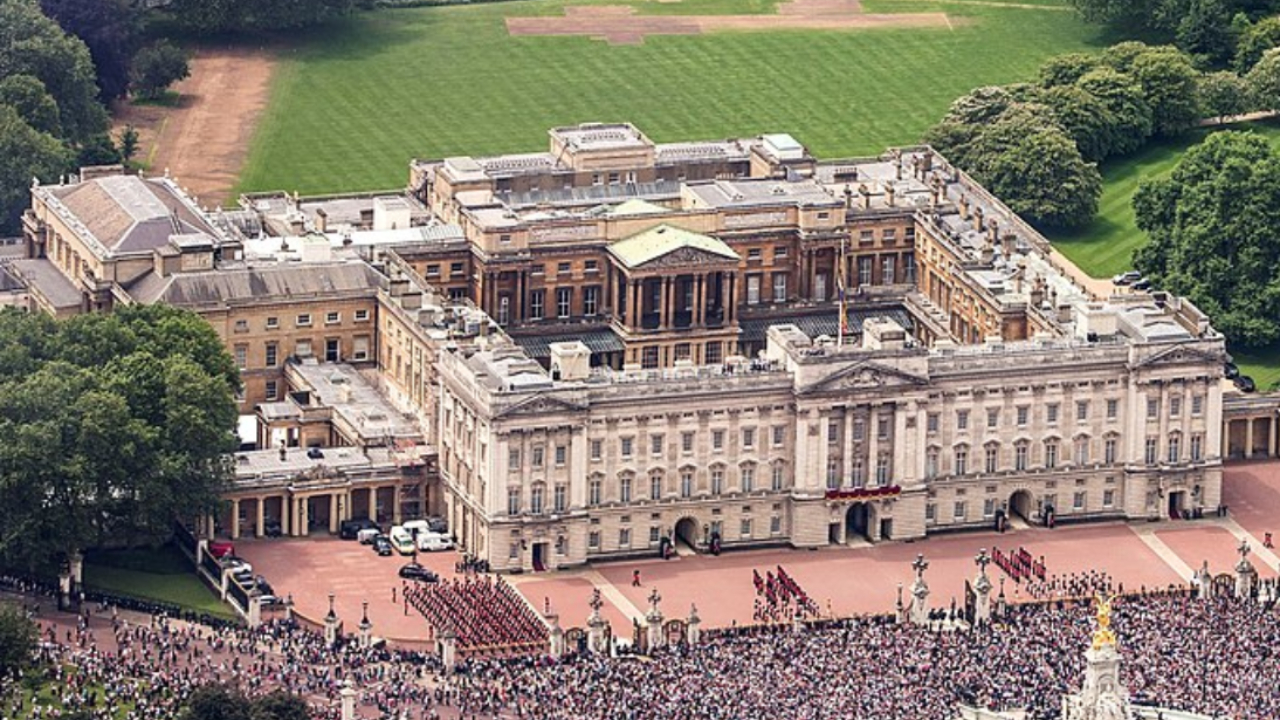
top-left (837, 234), bottom-right (847, 350)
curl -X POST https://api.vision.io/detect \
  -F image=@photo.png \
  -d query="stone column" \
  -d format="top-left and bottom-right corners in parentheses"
top-left (440, 627), bottom-right (458, 673)
top-left (972, 549), bottom-right (993, 626)
top-left (230, 499), bottom-right (241, 540)
top-left (323, 593), bottom-right (339, 648)
top-left (1195, 560), bottom-right (1212, 601)
top-left (644, 587), bottom-right (664, 652)
top-left (866, 405), bottom-right (879, 487)
top-left (256, 497), bottom-right (265, 538)
top-left (843, 408), bottom-right (855, 487)
top-left (329, 493), bottom-right (339, 534)
top-left (340, 679), bottom-right (357, 720)
top-left (1269, 417), bottom-right (1277, 458)
top-left (358, 600), bottom-right (373, 649)
top-left (548, 613), bottom-right (564, 659)
top-left (1235, 540), bottom-right (1256, 599)
top-left (631, 280), bottom-right (641, 328)
top-left (686, 605), bottom-right (701, 646)
top-left (1246, 419), bottom-right (1255, 459)
top-left (659, 276), bottom-right (672, 330)
top-left (247, 595), bottom-right (262, 628)
top-left (392, 485), bottom-right (402, 525)
top-left (908, 554), bottom-right (930, 626)
top-left (586, 589), bottom-right (608, 655)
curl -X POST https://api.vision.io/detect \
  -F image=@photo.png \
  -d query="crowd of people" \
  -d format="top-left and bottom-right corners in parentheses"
top-left (750, 566), bottom-right (819, 622)
top-left (1021, 569), bottom-right (1118, 601)
top-left (992, 546), bottom-right (1045, 584)
top-left (404, 575), bottom-right (547, 653)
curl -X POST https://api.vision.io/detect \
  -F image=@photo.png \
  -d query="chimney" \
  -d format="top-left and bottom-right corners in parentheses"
top-left (279, 442), bottom-right (287, 462)
top-left (1001, 232), bottom-right (1015, 257)
top-left (843, 184), bottom-right (853, 210)
top-left (959, 195), bottom-right (970, 220)
top-left (315, 208), bottom-right (328, 234)
top-left (973, 206), bottom-right (985, 233)
top-left (987, 218), bottom-right (999, 244)
top-left (980, 245), bottom-right (994, 265)
top-left (1030, 276), bottom-right (1045, 308)
top-left (885, 184), bottom-right (896, 208)
top-left (859, 183), bottom-right (871, 210)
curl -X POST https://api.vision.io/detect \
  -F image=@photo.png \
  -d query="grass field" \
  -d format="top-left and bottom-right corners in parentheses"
top-left (83, 545), bottom-right (235, 620)
top-left (238, 0), bottom-right (1108, 194)
top-left (1047, 118), bottom-right (1280, 280)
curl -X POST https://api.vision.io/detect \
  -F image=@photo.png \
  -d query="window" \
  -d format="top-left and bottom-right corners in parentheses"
top-left (770, 516), bottom-right (782, 534)
top-left (509, 448), bottom-right (521, 470)
top-left (881, 256), bottom-right (895, 285)
top-left (354, 309), bottom-right (369, 322)
top-left (557, 261), bottom-right (571, 275)
top-left (530, 290), bottom-right (545, 320)
top-left (1077, 401), bottom-right (1089, 422)
top-left (262, 342), bottom-right (278, 368)
top-left (650, 473), bottom-right (663, 500)
top-left (325, 338), bottom-right (340, 363)
top-left (712, 430), bottom-right (725, 451)
top-left (554, 445), bottom-right (566, 466)
top-left (641, 346), bottom-right (659, 369)
top-left (296, 313), bottom-right (312, 327)
top-left (1074, 437), bottom-right (1090, 465)
top-left (265, 380), bottom-right (279, 401)
top-left (1170, 396), bottom-right (1182, 417)
top-left (554, 484), bottom-right (567, 513)
top-left (532, 446), bottom-right (545, 468)
top-left (1191, 434), bottom-right (1203, 461)
top-left (883, 228), bottom-right (898, 243)
top-left (651, 434), bottom-right (664, 457)
top-left (1073, 491), bottom-right (1086, 511)
top-left (711, 468), bottom-right (724, 495)
top-left (852, 459), bottom-right (865, 487)
top-left (705, 342), bottom-right (722, 364)
top-left (295, 340), bottom-right (312, 358)
top-left (620, 476), bottom-right (632, 503)
top-left (1107, 399), bottom-right (1119, 419)
top-left (1016, 406), bottom-right (1029, 427)
top-left (927, 413), bottom-right (940, 433)
top-left (858, 257), bottom-right (873, 286)
top-left (508, 487), bottom-right (521, 515)
top-left (1147, 397), bottom-right (1160, 419)
top-left (957, 410), bottom-right (969, 431)
top-left (325, 311), bottom-right (340, 325)
top-left (747, 248), bottom-right (762, 260)
top-left (827, 461), bottom-right (839, 489)
top-left (771, 464), bottom-right (785, 491)
top-left (510, 543), bottom-right (519, 560)
top-left (1104, 437), bottom-right (1118, 464)
top-left (1045, 440), bottom-right (1058, 469)
top-left (531, 485), bottom-right (545, 514)
top-left (649, 526), bottom-right (661, 545)
top-left (588, 532), bottom-right (600, 549)
top-left (987, 409), bottom-right (999, 429)
top-left (877, 417), bottom-right (889, 440)
top-left (740, 518), bottom-right (752, 537)
top-left (876, 455), bottom-right (890, 484)
top-left (589, 479), bottom-right (602, 507)
top-left (234, 344), bottom-right (247, 370)
top-left (741, 465), bottom-right (755, 492)
top-left (266, 316), bottom-right (279, 330)
top-left (450, 262), bottom-right (464, 274)
top-left (583, 286), bottom-right (599, 316)
top-left (904, 254), bottom-right (917, 284)
top-left (828, 420), bottom-right (839, 444)
top-left (772, 425), bottom-right (786, 447)
top-left (983, 498), bottom-right (996, 518)
top-left (1192, 395), bottom-right (1204, 416)
top-left (585, 260), bottom-right (598, 273)
top-left (234, 319), bottom-right (248, 333)
top-left (1144, 437), bottom-right (1158, 465)
top-left (681, 471), bottom-right (693, 498)
top-left (352, 336), bottom-right (369, 361)
top-left (1047, 404), bottom-right (1059, 425)
top-left (497, 297), bottom-right (510, 325)
top-left (742, 428), bottom-right (755, 449)
top-left (926, 503), bottom-right (937, 524)
top-left (621, 437), bottom-right (633, 458)
top-left (954, 501), bottom-right (967, 521)
top-left (556, 288), bottom-right (572, 318)
top-left (1015, 440), bottom-right (1029, 471)
top-left (590, 440), bottom-right (602, 461)
top-left (859, 230), bottom-right (874, 243)
top-left (954, 446), bottom-right (969, 475)
top-left (772, 273), bottom-right (787, 302)
top-left (985, 444), bottom-right (999, 473)
top-left (682, 432), bottom-right (695, 454)
top-left (426, 264), bottom-right (440, 277)
top-left (926, 448), bottom-right (939, 479)
top-left (746, 275), bottom-right (761, 305)
top-left (1167, 434), bottom-right (1181, 463)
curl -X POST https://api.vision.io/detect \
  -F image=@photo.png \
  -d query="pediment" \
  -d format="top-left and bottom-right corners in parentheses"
top-left (799, 360), bottom-right (929, 396)
top-left (633, 245), bottom-right (738, 269)
top-left (496, 393), bottom-right (586, 419)
top-left (1132, 345), bottom-right (1223, 370)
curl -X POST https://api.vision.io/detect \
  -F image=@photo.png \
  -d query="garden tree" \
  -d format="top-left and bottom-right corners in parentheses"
top-left (75, 132), bottom-right (122, 167)
top-left (0, 104), bottom-right (72, 234)
top-left (180, 685), bottom-right (309, 720)
top-left (160, 0), bottom-right (355, 33)
top-left (1177, 0), bottom-right (1237, 62)
top-left (0, 74), bottom-right (61, 136)
top-left (1199, 70), bottom-right (1252, 119)
top-left (1075, 67), bottom-right (1155, 156)
top-left (38, 0), bottom-right (142, 101)
top-left (1235, 14), bottom-right (1280, 70)
top-left (0, 0), bottom-right (108, 145)
top-left (119, 124), bottom-right (139, 164)
top-left (249, 692), bottom-right (310, 720)
top-left (0, 305), bottom-right (238, 571)
top-left (1040, 84), bottom-right (1117, 161)
top-left (0, 604), bottom-right (35, 680)
top-left (1246, 46), bottom-right (1280, 108)
top-left (1133, 131), bottom-right (1280, 346)
top-left (131, 40), bottom-right (190, 100)
top-left (1038, 53), bottom-right (1103, 88)
top-left (1126, 44), bottom-right (1204, 136)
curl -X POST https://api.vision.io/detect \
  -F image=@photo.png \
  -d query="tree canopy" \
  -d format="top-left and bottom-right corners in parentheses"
top-left (180, 686), bottom-right (309, 720)
top-left (0, 603), bottom-right (36, 681)
top-left (38, 0), bottom-right (141, 102)
top-left (1133, 131), bottom-right (1280, 347)
top-left (0, 104), bottom-right (72, 234)
top-left (158, 0), bottom-right (356, 33)
top-left (0, 305), bottom-right (239, 572)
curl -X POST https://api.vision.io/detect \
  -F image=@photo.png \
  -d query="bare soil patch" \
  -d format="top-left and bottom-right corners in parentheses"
top-left (506, 0), bottom-right (952, 45)
top-left (113, 45), bottom-right (276, 208)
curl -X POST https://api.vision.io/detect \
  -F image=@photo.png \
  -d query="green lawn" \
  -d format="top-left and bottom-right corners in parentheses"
top-left (1234, 345), bottom-right (1280, 392)
top-left (82, 546), bottom-right (236, 620)
top-left (1047, 119), bottom-right (1280, 279)
top-left (238, 0), bottom-right (1107, 195)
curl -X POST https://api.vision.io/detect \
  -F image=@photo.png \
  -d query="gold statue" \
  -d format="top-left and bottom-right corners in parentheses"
top-left (1091, 591), bottom-right (1118, 650)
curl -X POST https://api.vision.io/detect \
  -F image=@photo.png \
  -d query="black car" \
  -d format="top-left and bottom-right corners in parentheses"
top-left (1236, 375), bottom-right (1257, 393)
top-left (340, 518), bottom-right (380, 540)
top-left (263, 518), bottom-right (283, 538)
top-left (1131, 278), bottom-right (1152, 291)
top-left (1225, 362), bottom-right (1240, 380)
top-left (372, 535), bottom-right (393, 556)
top-left (398, 563), bottom-right (439, 583)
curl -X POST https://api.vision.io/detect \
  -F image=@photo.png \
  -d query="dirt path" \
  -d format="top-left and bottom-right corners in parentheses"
top-left (113, 46), bottom-right (276, 208)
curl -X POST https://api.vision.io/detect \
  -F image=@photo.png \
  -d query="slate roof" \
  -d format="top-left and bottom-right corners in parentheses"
top-left (48, 176), bottom-right (218, 257)
top-left (128, 262), bottom-right (385, 308)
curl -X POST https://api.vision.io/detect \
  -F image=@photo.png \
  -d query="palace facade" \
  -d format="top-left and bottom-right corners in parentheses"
top-left (9, 123), bottom-right (1242, 566)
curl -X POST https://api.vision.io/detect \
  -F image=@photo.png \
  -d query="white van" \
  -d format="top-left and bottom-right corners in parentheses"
top-left (402, 519), bottom-right (431, 537)
top-left (357, 528), bottom-right (380, 545)
top-left (416, 532), bottom-right (454, 552)
top-left (389, 526), bottom-right (416, 555)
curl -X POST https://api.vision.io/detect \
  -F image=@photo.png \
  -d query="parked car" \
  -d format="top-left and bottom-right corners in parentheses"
top-left (208, 541), bottom-right (235, 558)
top-left (221, 556), bottom-right (252, 574)
top-left (357, 528), bottom-right (380, 545)
top-left (1225, 362), bottom-right (1240, 380)
top-left (1131, 278), bottom-right (1152, 291)
top-left (401, 520), bottom-right (431, 537)
top-left (340, 518), bottom-right (379, 540)
top-left (372, 535), bottom-right (393, 556)
top-left (398, 563), bottom-right (439, 583)
top-left (416, 532), bottom-right (454, 552)
top-left (1236, 375), bottom-right (1257, 393)
top-left (1112, 270), bottom-right (1141, 286)
top-left (255, 576), bottom-right (274, 596)
top-left (426, 516), bottom-right (448, 534)
top-left (389, 526), bottom-right (416, 555)
top-left (263, 519), bottom-right (283, 538)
